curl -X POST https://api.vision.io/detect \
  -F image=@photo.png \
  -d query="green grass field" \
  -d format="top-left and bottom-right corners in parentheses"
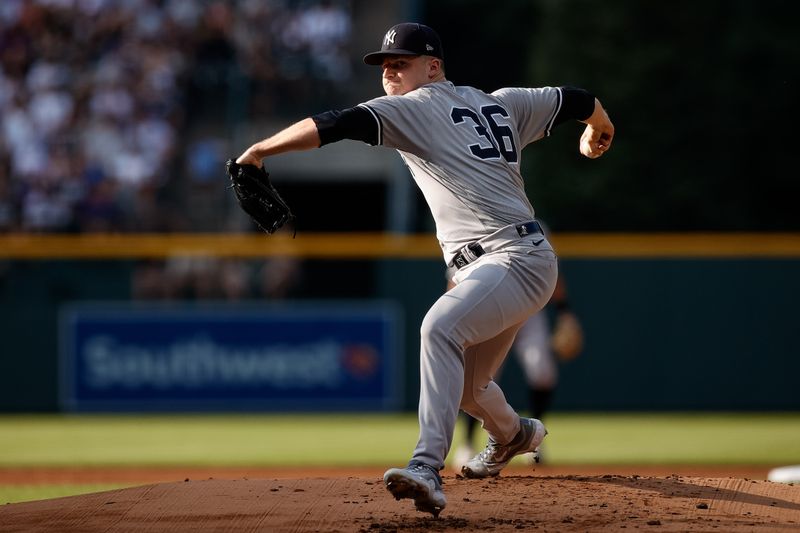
top-left (1, 412), bottom-right (798, 504)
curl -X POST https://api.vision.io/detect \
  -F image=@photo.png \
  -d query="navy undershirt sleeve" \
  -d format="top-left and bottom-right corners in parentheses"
top-left (312, 106), bottom-right (379, 146)
top-left (553, 86), bottom-right (596, 125)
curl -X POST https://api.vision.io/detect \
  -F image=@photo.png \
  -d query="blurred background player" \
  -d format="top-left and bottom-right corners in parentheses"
top-left (448, 233), bottom-right (584, 472)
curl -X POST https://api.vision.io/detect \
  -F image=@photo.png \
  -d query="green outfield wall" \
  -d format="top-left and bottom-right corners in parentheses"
top-left (377, 257), bottom-right (800, 412)
top-left (1, 242), bottom-right (798, 412)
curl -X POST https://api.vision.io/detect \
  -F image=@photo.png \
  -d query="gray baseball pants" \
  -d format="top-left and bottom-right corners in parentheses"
top-left (411, 238), bottom-right (558, 470)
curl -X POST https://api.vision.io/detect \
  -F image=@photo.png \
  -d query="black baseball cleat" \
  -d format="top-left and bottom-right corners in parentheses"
top-left (383, 461), bottom-right (447, 517)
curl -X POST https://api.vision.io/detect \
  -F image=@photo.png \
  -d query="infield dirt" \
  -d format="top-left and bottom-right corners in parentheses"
top-left (1, 466), bottom-right (798, 532)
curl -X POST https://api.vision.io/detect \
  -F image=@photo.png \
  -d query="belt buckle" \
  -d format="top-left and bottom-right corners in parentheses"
top-left (453, 242), bottom-right (484, 270)
top-left (453, 254), bottom-right (468, 269)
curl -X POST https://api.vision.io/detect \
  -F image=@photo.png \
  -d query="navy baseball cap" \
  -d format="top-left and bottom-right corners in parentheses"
top-left (363, 23), bottom-right (444, 65)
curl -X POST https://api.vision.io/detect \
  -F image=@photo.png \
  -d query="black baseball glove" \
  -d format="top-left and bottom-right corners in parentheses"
top-left (226, 159), bottom-right (295, 235)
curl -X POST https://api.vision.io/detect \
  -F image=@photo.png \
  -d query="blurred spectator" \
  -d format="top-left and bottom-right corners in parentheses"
top-left (131, 259), bottom-right (171, 300)
top-left (74, 175), bottom-right (124, 232)
top-left (258, 256), bottom-right (304, 299)
top-left (0, 154), bottom-right (17, 231)
top-left (270, 0), bottom-right (352, 111)
top-left (220, 258), bottom-right (252, 300)
top-left (133, 255), bottom-right (257, 301)
top-left (300, 0), bottom-right (352, 83)
top-left (0, 0), bottom-right (355, 235)
top-left (131, 255), bottom-right (305, 302)
top-left (164, 255), bottom-right (221, 299)
top-left (186, 1), bottom-right (237, 125)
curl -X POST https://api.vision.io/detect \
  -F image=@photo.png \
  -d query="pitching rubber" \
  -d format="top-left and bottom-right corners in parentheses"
top-left (767, 465), bottom-right (800, 483)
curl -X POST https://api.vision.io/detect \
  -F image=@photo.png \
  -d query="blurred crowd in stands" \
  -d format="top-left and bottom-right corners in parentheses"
top-left (132, 255), bottom-right (304, 300)
top-left (0, 0), bottom-right (353, 234)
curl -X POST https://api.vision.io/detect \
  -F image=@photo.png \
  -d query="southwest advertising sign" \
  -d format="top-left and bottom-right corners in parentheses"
top-left (59, 302), bottom-right (402, 411)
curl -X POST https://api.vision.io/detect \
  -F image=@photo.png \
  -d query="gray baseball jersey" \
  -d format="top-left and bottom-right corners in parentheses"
top-left (335, 81), bottom-right (564, 470)
top-left (359, 81), bottom-right (562, 262)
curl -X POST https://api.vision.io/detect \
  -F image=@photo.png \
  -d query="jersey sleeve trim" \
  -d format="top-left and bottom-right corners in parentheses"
top-left (311, 106), bottom-right (380, 146)
top-left (544, 87), bottom-right (563, 138)
top-left (358, 104), bottom-right (383, 146)
top-left (554, 86), bottom-right (596, 125)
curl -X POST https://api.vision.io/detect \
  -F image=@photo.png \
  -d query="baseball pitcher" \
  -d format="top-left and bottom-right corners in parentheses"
top-left (234, 22), bottom-right (614, 517)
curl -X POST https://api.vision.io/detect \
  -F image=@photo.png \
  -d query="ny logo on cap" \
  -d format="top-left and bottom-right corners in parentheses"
top-left (384, 29), bottom-right (396, 45)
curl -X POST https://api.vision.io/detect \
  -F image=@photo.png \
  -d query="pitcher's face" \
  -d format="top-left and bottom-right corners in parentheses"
top-left (381, 55), bottom-right (440, 95)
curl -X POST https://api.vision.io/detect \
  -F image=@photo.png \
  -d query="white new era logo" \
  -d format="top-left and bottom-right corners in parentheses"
top-left (426, 44), bottom-right (434, 51)
top-left (384, 29), bottom-right (396, 45)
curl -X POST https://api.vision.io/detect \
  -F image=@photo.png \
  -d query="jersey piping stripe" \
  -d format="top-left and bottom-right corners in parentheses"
top-left (544, 87), bottom-right (563, 137)
top-left (359, 104), bottom-right (383, 146)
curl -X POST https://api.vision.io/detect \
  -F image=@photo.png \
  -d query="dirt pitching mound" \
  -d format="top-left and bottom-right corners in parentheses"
top-left (1, 473), bottom-right (799, 532)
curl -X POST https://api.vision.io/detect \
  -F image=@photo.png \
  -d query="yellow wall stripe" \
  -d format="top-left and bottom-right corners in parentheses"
top-left (1, 233), bottom-right (799, 259)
